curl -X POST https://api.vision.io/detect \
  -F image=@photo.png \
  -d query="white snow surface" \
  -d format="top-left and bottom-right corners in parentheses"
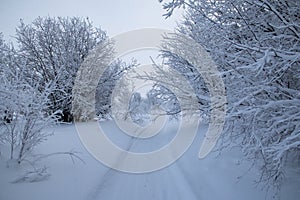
top-left (0, 120), bottom-right (299, 200)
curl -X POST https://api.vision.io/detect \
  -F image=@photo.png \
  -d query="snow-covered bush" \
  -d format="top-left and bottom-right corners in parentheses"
top-left (0, 35), bottom-right (60, 164)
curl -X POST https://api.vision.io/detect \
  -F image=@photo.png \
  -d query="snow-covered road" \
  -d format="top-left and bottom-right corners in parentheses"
top-left (0, 121), bottom-right (299, 200)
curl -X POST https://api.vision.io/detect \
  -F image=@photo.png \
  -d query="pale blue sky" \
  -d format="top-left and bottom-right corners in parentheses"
top-left (0, 0), bottom-right (182, 41)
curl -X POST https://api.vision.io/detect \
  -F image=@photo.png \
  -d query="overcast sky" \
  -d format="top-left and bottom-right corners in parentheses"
top-left (0, 0), bottom-right (182, 42)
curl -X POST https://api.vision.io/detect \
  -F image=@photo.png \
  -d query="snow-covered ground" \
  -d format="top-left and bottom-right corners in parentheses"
top-left (0, 120), bottom-right (299, 200)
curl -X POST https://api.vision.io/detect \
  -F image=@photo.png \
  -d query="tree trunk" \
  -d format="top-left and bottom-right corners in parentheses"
top-left (17, 142), bottom-right (25, 164)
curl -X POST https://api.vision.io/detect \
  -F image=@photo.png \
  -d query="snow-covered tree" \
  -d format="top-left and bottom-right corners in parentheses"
top-left (16, 17), bottom-right (108, 122)
top-left (136, 61), bottom-right (208, 121)
top-left (95, 59), bottom-right (137, 119)
top-left (127, 91), bottom-right (153, 126)
top-left (147, 84), bottom-right (181, 118)
top-left (159, 0), bottom-right (300, 193)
